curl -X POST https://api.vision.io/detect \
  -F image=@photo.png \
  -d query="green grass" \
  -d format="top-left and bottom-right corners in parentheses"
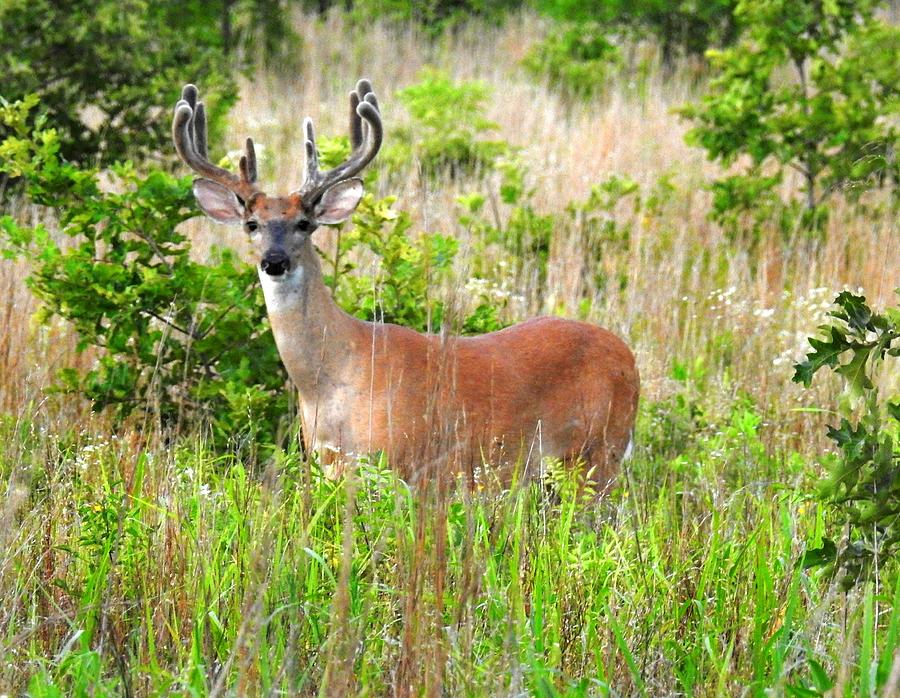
top-left (2, 394), bottom-right (897, 695)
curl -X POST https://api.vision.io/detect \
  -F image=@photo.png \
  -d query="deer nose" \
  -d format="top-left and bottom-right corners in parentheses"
top-left (261, 252), bottom-right (290, 277)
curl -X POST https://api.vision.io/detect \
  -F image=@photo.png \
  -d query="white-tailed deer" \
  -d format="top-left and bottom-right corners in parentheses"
top-left (173, 80), bottom-right (639, 489)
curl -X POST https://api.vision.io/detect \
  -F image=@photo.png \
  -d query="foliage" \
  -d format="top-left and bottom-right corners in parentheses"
top-left (457, 159), bottom-right (554, 307)
top-left (522, 22), bottom-right (621, 99)
top-left (388, 69), bottom-right (511, 178)
top-left (0, 0), bottom-right (297, 168)
top-left (794, 291), bottom-right (900, 588)
top-left (681, 0), bottom-right (900, 235)
top-left (0, 98), bottom-right (290, 451)
top-left (566, 174), bottom-right (640, 299)
top-left (325, 194), bottom-right (459, 331)
top-left (316, 135), bottom-right (488, 334)
top-left (534, 0), bottom-right (739, 64)
top-left (345, 0), bottom-right (520, 35)
top-left (225, 0), bottom-right (301, 70)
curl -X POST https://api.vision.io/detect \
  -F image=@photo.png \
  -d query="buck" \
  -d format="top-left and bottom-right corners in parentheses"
top-left (172, 80), bottom-right (639, 489)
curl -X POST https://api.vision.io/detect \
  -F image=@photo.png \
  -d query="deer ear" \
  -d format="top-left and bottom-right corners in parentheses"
top-left (314, 179), bottom-right (364, 225)
top-left (193, 179), bottom-right (244, 224)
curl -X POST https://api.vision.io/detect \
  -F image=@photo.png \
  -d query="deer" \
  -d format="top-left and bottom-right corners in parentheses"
top-left (172, 79), bottom-right (639, 491)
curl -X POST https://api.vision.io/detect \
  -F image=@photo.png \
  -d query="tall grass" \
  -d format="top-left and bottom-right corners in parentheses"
top-left (1, 9), bottom-right (898, 695)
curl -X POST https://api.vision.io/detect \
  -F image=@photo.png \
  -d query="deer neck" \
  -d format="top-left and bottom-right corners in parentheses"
top-left (258, 241), bottom-right (362, 395)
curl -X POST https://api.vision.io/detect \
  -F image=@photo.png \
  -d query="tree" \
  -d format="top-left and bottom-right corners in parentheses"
top-left (681, 0), bottom-right (899, 234)
top-left (0, 0), bottom-right (297, 168)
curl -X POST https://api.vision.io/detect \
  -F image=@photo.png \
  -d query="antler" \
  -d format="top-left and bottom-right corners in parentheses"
top-left (172, 84), bottom-right (260, 201)
top-left (298, 79), bottom-right (383, 205)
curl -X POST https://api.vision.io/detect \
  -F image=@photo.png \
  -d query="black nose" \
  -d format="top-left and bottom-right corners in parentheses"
top-left (261, 252), bottom-right (290, 277)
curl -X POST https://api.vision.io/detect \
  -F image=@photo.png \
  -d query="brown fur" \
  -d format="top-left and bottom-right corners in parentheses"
top-left (260, 230), bottom-right (639, 490)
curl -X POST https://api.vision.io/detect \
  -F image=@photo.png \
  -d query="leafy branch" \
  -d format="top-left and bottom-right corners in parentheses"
top-left (793, 290), bottom-right (900, 588)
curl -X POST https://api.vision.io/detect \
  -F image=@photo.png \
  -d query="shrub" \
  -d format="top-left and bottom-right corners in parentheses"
top-left (456, 159), bottom-right (553, 307)
top-left (680, 0), bottom-right (900, 236)
top-left (794, 291), bottom-right (900, 588)
top-left (522, 22), bottom-right (621, 99)
top-left (317, 133), bottom-right (485, 334)
top-left (388, 70), bottom-right (511, 178)
top-left (0, 97), bottom-right (290, 451)
top-left (325, 194), bottom-right (459, 332)
top-left (566, 174), bottom-right (640, 298)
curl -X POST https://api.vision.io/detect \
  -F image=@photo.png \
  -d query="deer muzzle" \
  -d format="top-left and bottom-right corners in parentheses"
top-left (261, 251), bottom-right (291, 277)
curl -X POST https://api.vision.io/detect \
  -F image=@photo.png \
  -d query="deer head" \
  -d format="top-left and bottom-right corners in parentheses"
top-left (172, 80), bottom-right (383, 278)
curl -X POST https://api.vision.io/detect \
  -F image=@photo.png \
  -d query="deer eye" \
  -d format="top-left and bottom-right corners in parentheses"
top-left (295, 219), bottom-right (311, 233)
top-left (245, 220), bottom-right (259, 233)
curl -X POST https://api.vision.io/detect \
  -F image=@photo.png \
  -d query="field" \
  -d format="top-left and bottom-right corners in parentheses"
top-left (1, 8), bottom-right (899, 696)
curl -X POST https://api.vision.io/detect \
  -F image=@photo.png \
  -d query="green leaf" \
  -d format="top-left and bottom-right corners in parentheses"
top-left (832, 291), bottom-right (872, 333)
top-left (797, 538), bottom-right (837, 569)
top-left (834, 345), bottom-right (873, 399)
top-left (793, 326), bottom-right (851, 386)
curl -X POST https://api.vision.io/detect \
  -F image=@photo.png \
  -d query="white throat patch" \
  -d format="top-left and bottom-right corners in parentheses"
top-left (258, 266), bottom-right (305, 313)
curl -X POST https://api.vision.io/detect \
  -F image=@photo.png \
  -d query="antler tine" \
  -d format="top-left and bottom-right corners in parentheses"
top-left (303, 118), bottom-right (320, 182)
top-left (299, 79), bottom-right (383, 205)
top-left (172, 84), bottom-right (259, 200)
top-left (193, 102), bottom-right (209, 158)
top-left (349, 91), bottom-right (363, 150)
top-left (239, 138), bottom-right (258, 183)
top-left (355, 79), bottom-right (377, 143)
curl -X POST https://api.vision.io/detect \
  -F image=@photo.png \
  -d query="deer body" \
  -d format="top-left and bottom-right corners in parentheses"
top-left (261, 238), bottom-right (638, 484)
top-left (173, 80), bottom-right (639, 488)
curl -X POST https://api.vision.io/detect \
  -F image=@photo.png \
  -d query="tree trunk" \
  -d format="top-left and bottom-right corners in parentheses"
top-left (221, 0), bottom-right (235, 56)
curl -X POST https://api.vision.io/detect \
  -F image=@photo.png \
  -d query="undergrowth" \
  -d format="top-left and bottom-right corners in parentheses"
top-left (3, 392), bottom-right (897, 695)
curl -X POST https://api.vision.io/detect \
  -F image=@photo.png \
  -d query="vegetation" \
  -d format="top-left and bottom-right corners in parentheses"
top-left (681, 0), bottom-right (900, 236)
top-left (534, 0), bottom-right (739, 65)
top-left (794, 291), bottom-right (900, 590)
top-left (0, 0), bottom-right (296, 168)
top-left (388, 69), bottom-right (512, 178)
top-left (0, 97), bottom-right (288, 451)
top-left (1, 3), bottom-right (898, 696)
top-left (522, 22), bottom-right (622, 100)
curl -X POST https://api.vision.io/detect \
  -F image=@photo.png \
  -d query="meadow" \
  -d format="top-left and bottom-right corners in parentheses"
top-left (1, 7), bottom-right (898, 696)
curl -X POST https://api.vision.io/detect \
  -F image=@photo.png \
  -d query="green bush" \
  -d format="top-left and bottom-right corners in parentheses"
top-left (326, 194), bottom-right (459, 331)
top-left (316, 133), bottom-right (490, 334)
top-left (522, 22), bottom-right (621, 99)
top-left (0, 97), bottom-right (290, 451)
top-left (456, 159), bottom-right (553, 307)
top-left (794, 291), bottom-right (900, 588)
top-left (566, 174), bottom-right (640, 297)
top-left (0, 0), bottom-right (239, 167)
top-left (388, 70), bottom-right (511, 178)
top-left (680, 0), bottom-right (900, 236)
